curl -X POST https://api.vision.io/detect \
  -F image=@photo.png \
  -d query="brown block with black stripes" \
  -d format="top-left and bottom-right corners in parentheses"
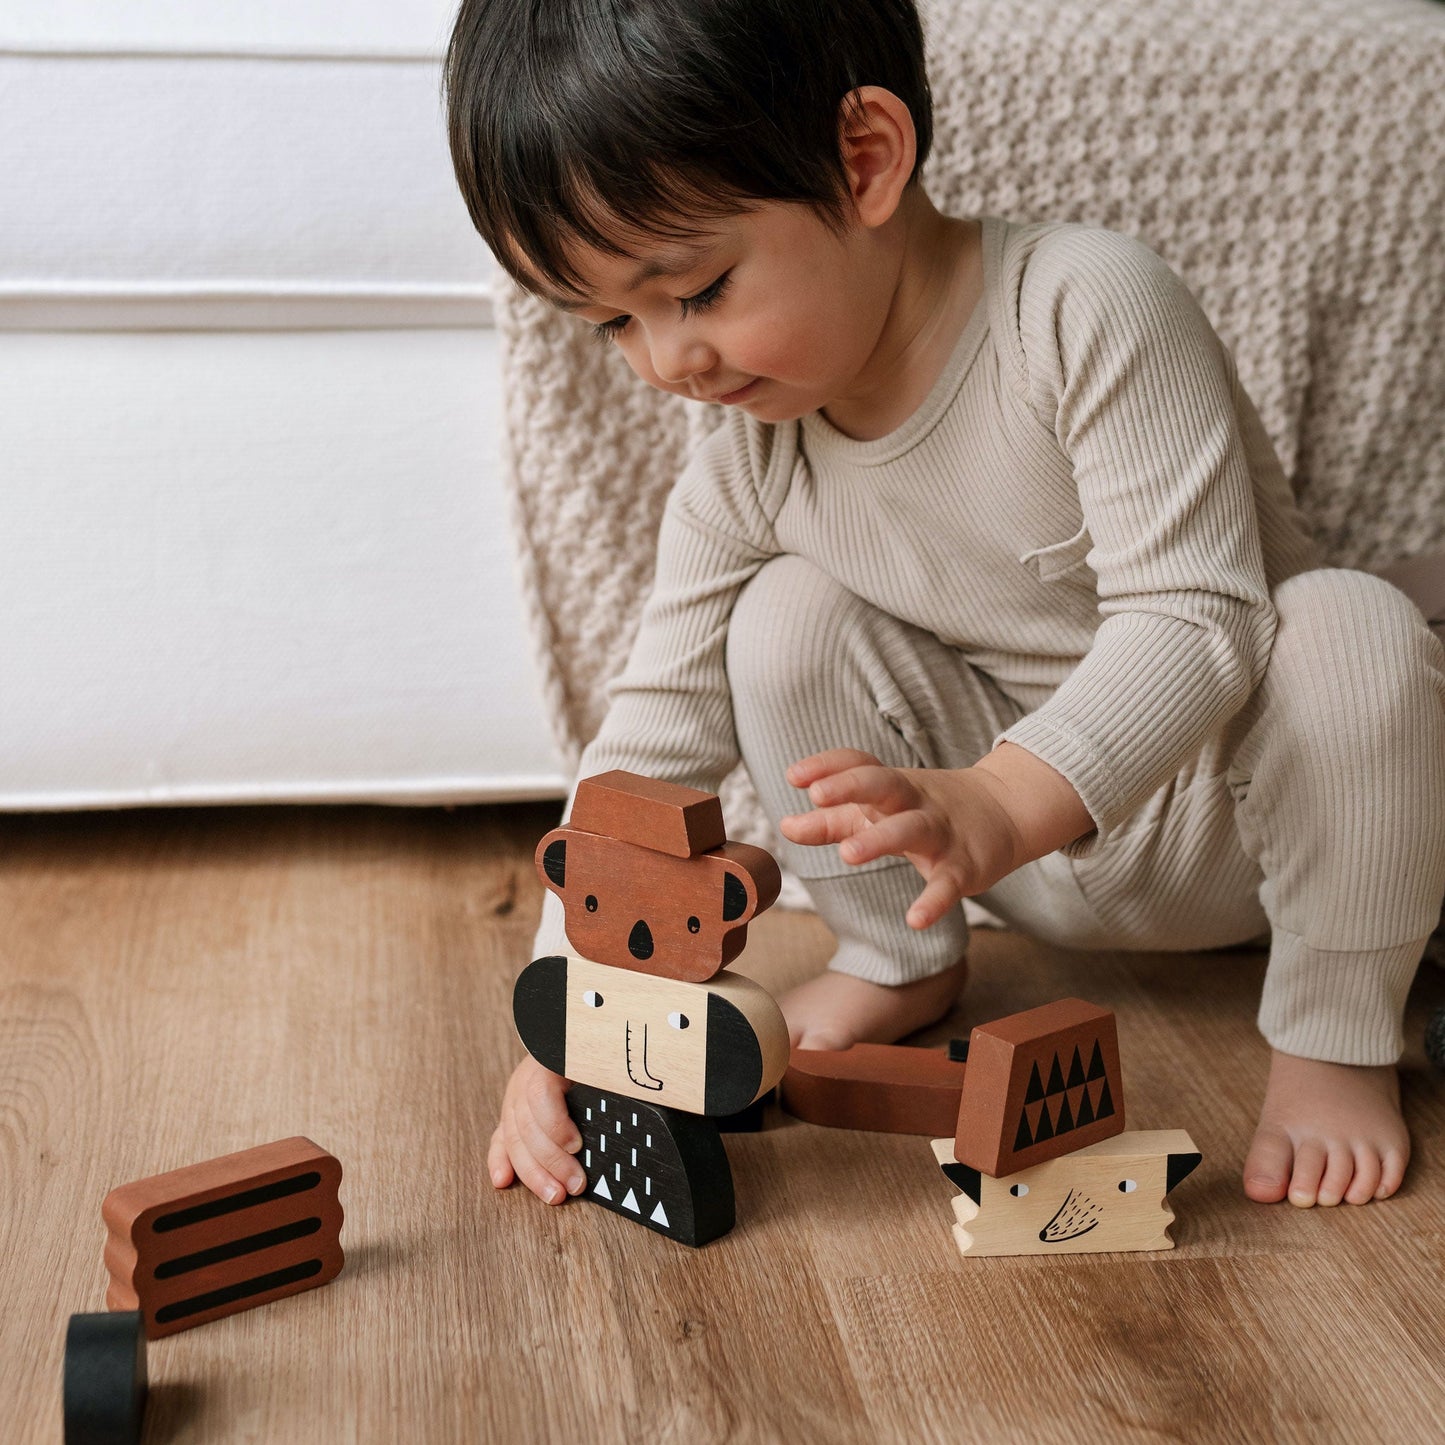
top-left (952, 999), bottom-right (1125, 1177)
top-left (102, 1136), bottom-right (344, 1339)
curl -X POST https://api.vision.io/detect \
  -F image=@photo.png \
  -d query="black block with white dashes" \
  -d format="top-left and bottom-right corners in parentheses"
top-left (566, 1085), bottom-right (734, 1247)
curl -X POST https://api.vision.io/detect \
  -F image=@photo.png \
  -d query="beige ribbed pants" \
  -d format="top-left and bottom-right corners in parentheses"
top-left (728, 558), bottom-right (1445, 1065)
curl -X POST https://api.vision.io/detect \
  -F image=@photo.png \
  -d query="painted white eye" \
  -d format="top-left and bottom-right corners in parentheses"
top-left (1009, 1182), bottom-right (1029, 1197)
top-left (667, 1011), bottom-right (690, 1030)
top-left (582, 990), bottom-right (603, 1008)
top-left (1118, 1178), bottom-right (1138, 1193)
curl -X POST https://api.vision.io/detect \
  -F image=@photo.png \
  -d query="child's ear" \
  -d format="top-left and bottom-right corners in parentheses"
top-left (837, 84), bottom-right (916, 229)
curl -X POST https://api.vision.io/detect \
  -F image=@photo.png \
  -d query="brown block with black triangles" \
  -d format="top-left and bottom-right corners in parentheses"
top-left (952, 999), bottom-right (1124, 1178)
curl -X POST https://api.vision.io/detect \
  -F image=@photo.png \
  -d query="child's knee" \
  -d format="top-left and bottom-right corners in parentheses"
top-left (727, 553), bottom-right (867, 708)
top-left (1265, 568), bottom-right (1445, 743)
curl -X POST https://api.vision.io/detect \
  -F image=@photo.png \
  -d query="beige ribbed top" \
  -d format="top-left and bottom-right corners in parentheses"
top-left (533, 214), bottom-right (1326, 955)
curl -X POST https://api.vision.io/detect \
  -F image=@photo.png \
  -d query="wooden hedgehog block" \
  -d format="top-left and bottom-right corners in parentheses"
top-left (932, 1131), bottom-right (1201, 1256)
top-left (780, 1043), bottom-right (969, 1136)
top-left (102, 1137), bottom-right (344, 1339)
top-left (953, 998), bottom-right (1124, 1177)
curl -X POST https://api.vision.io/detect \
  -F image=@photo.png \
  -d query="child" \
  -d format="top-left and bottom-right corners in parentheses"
top-left (445, 0), bottom-right (1445, 1212)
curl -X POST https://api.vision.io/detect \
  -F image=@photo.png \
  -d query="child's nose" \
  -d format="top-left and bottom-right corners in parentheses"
top-left (650, 331), bottom-right (713, 386)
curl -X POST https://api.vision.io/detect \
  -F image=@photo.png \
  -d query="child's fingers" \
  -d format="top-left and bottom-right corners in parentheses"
top-left (906, 872), bottom-right (966, 930)
top-left (521, 1068), bottom-right (582, 1154)
top-left (487, 1126), bottom-right (517, 1190)
top-left (503, 1105), bottom-right (586, 1204)
top-left (838, 808), bottom-right (939, 866)
top-left (806, 763), bottom-right (916, 813)
top-left (785, 748), bottom-right (882, 788)
top-left (505, 1130), bottom-right (574, 1205)
top-left (778, 801), bottom-right (873, 847)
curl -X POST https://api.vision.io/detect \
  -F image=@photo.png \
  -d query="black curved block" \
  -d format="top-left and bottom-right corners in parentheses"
top-left (566, 1084), bottom-right (734, 1247)
top-left (64, 1311), bottom-right (148, 1445)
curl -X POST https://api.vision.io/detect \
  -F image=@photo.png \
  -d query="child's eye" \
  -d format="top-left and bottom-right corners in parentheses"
top-left (678, 271), bottom-right (732, 320)
top-left (591, 314), bottom-right (631, 343)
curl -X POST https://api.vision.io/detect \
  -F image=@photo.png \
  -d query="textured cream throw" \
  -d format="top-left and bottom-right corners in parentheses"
top-left (496, 0), bottom-right (1445, 870)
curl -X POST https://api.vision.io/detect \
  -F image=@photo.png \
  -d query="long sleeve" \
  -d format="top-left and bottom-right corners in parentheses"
top-left (996, 226), bottom-right (1277, 855)
top-left (530, 411), bottom-right (785, 957)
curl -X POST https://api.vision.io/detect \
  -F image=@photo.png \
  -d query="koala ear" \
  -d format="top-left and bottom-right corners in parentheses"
top-left (535, 830), bottom-right (569, 895)
top-left (703, 992), bottom-right (765, 1115)
top-left (512, 955), bottom-right (568, 1073)
top-left (713, 842), bottom-right (782, 925)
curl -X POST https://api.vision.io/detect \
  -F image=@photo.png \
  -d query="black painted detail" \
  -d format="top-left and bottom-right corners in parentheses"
top-left (542, 838), bottom-right (566, 886)
top-left (153, 1173), bottom-right (319, 1232)
top-left (1087, 1040), bottom-right (1106, 1080)
top-left (704, 993), bottom-right (764, 1115)
top-left (1046, 1054), bottom-right (1066, 1096)
top-left (1066, 1045), bottom-right (1086, 1090)
top-left (1096, 1078), bottom-right (1115, 1120)
top-left (939, 1159), bottom-right (982, 1204)
top-left (1024, 1061), bottom-right (1045, 1104)
top-left (1166, 1151), bottom-right (1203, 1194)
top-left (512, 955), bottom-right (569, 1073)
top-left (1013, 1110), bottom-right (1033, 1152)
top-left (947, 1037), bottom-right (970, 1063)
top-left (153, 1259), bottom-right (323, 1324)
top-left (64, 1311), bottom-right (148, 1445)
top-left (722, 871), bottom-right (748, 921)
top-left (155, 1217), bottom-right (322, 1279)
top-left (628, 919), bottom-right (654, 959)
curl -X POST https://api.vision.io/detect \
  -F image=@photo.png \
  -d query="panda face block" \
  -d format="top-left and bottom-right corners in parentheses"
top-left (513, 955), bottom-right (789, 1115)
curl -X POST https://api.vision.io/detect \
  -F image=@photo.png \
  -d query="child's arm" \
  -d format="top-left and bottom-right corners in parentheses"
top-left (779, 742), bottom-right (1093, 929)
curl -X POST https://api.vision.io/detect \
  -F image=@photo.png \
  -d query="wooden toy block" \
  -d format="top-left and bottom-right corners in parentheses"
top-left (514, 954), bottom-right (789, 1115)
top-left (102, 1137), bottom-right (344, 1339)
top-left (931, 1131), bottom-right (1201, 1256)
top-left (952, 998), bottom-right (1124, 1177)
top-left (780, 1043), bottom-right (968, 1135)
top-left (566, 1084), bottom-right (734, 1247)
top-left (567, 770), bottom-right (726, 858)
top-left (63, 1311), bottom-right (147, 1445)
top-left (537, 828), bottom-right (780, 981)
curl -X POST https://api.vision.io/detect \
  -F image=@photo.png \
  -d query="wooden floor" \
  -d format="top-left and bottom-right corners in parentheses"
top-left (4, 803), bottom-right (1445, 1444)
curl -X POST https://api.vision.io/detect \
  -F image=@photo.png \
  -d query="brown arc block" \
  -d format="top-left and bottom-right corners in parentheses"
top-left (567, 771), bottom-right (726, 858)
top-left (102, 1136), bottom-right (344, 1339)
top-left (953, 999), bottom-right (1125, 1177)
top-left (780, 1044), bottom-right (969, 1136)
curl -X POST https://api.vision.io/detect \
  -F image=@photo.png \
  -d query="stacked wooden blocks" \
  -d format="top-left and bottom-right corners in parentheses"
top-left (513, 771), bottom-right (790, 1246)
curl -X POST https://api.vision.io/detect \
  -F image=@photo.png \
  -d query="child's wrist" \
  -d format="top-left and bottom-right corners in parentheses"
top-left (968, 743), bottom-right (1094, 864)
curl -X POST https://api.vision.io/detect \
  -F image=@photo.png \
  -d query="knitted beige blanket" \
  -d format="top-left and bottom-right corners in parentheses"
top-left (497, 0), bottom-right (1445, 863)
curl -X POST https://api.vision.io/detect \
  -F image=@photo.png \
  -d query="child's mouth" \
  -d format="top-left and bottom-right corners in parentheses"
top-left (716, 379), bottom-right (761, 404)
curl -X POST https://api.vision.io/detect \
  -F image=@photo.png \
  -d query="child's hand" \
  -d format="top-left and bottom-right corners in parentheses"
top-left (488, 1055), bottom-right (587, 1205)
top-left (779, 748), bottom-right (1029, 930)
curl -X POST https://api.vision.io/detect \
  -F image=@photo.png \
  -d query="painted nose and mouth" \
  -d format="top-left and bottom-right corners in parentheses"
top-left (628, 919), bottom-right (654, 960)
top-left (625, 1020), bottom-right (664, 1091)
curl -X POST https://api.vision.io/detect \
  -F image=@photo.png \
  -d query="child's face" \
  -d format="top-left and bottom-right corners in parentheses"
top-left (528, 200), bottom-right (897, 424)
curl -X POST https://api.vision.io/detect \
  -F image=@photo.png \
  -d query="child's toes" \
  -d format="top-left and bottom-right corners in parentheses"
top-left (1343, 1146), bottom-right (1383, 1205)
top-left (1377, 1146), bottom-right (1409, 1200)
top-left (1313, 1142), bottom-right (1356, 1207)
top-left (1242, 1125), bottom-right (1293, 1203)
top-left (1286, 1139), bottom-right (1329, 1207)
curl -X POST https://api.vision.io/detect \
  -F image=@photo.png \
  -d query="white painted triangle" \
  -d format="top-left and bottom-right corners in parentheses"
top-left (621, 1187), bottom-right (640, 1213)
top-left (650, 1200), bottom-right (669, 1228)
top-left (593, 1175), bottom-right (612, 1200)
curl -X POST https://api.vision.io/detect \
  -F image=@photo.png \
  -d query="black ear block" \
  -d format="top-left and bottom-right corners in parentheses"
top-left (64, 1311), bottom-right (148, 1445)
top-left (512, 955), bottom-right (569, 1073)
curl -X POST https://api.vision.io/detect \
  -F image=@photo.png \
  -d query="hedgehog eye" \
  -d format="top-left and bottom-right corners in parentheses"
top-left (1009, 1182), bottom-right (1029, 1197)
top-left (585, 895), bottom-right (599, 912)
top-left (687, 916), bottom-right (700, 933)
top-left (1118, 1178), bottom-right (1138, 1193)
top-left (667, 1011), bottom-right (690, 1030)
top-left (582, 990), bottom-right (603, 1008)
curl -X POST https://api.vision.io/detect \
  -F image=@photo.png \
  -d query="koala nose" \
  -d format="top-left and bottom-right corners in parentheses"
top-left (628, 919), bottom-right (654, 960)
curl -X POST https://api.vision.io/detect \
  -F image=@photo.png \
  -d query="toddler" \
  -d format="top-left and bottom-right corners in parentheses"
top-left (444, 0), bottom-right (1445, 1211)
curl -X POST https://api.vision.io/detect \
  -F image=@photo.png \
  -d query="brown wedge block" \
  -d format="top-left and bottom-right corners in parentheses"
top-left (780, 1043), bottom-right (969, 1135)
top-left (567, 771), bottom-right (726, 858)
top-left (102, 1136), bottom-right (344, 1339)
top-left (953, 999), bottom-right (1124, 1177)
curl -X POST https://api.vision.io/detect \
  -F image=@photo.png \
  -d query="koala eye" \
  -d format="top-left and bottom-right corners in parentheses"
top-left (585, 895), bottom-right (599, 913)
top-left (1009, 1182), bottom-right (1029, 1197)
top-left (582, 990), bottom-right (604, 1008)
top-left (687, 916), bottom-right (700, 934)
top-left (667, 1011), bottom-right (690, 1030)
top-left (1118, 1179), bottom-right (1138, 1193)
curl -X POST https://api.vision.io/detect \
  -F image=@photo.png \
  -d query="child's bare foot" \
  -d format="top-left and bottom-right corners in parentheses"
top-left (1243, 1049), bottom-right (1409, 1207)
top-left (778, 957), bottom-right (967, 1051)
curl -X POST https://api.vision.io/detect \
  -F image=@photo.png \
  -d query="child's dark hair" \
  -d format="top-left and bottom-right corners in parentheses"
top-left (443, 0), bottom-right (933, 296)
